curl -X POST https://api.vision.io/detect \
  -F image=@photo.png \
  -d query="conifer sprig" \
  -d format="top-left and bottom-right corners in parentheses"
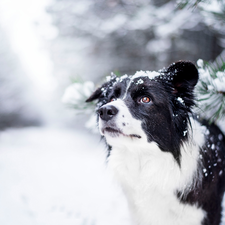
top-left (196, 59), bottom-right (225, 123)
top-left (62, 81), bottom-right (96, 115)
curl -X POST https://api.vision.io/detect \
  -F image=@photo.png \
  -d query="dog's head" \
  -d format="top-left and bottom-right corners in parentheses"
top-left (86, 61), bottom-right (199, 162)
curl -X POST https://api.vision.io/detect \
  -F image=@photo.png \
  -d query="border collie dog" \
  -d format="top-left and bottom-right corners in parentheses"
top-left (86, 61), bottom-right (225, 225)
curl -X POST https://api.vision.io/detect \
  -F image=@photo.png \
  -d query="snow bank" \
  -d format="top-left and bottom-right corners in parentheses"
top-left (0, 127), bottom-right (130, 225)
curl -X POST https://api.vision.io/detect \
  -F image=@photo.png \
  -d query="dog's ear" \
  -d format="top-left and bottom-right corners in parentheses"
top-left (86, 86), bottom-right (102, 102)
top-left (86, 75), bottom-right (117, 104)
top-left (167, 61), bottom-right (199, 94)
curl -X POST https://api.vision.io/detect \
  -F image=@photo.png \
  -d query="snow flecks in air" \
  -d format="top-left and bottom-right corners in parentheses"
top-left (200, 125), bottom-right (225, 182)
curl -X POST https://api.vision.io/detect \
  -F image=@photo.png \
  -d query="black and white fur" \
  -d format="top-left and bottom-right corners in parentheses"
top-left (86, 61), bottom-right (225, 225)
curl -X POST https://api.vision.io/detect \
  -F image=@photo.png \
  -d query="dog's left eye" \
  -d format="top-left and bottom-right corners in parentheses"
top-left (139, 97), bottom-right (151, 103)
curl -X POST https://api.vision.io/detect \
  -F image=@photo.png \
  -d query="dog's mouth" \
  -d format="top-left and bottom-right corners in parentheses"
top-left (103, 127), bottom-right (141, 139)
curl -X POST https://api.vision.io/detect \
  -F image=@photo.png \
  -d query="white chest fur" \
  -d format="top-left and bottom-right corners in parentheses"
top-left (107, 121), bottom-right (206, 225)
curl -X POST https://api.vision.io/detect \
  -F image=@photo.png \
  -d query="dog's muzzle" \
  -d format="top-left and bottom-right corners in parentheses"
top-left (97, 105), bottom-right (118, 121)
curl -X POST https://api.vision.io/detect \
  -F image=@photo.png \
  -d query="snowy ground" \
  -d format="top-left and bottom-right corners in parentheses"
top-left (0, 127), bottom-right (131, 225)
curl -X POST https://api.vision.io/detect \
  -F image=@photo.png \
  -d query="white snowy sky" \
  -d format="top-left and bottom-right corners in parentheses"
top-left (0, 0), bottom-right (58, 94)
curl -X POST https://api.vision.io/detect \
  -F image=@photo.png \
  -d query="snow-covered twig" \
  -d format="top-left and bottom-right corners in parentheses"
top-left (62, 81), bottom-right (99, 133)
top-left (196, 59), bottom-right (225, 123)
top-left (62, 81), bottom-right (95, 115)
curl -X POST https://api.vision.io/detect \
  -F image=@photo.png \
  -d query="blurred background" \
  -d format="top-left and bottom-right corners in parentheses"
top-left (0, 0), bottom-right (224, 224)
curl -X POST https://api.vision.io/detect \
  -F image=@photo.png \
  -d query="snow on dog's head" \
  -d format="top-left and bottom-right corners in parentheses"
top-left (86, 61), bottom-right (199, 163)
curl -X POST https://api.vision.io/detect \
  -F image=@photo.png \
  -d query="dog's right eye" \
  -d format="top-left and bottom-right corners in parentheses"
top-left (141, 97), bottom-right (151, 103)
top-left (110, 98), bottom-right (116, 102)
top-left (138, 96), bottom-right (152, 104)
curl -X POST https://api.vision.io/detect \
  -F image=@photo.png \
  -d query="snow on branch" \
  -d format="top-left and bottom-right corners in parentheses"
top-left (62, 81), bottom-right (95, 114)
top-left (62, 81), bottom-right (99, 133)
top-left (196, 59), bottom-right (225, 123)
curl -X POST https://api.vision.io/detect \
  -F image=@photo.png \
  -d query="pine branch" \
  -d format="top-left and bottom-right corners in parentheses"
top-left (196, 59), bottom-right (225, 123)
top-left (176, 0), bottom-right (203, 9)
top-left (62, 81), bottom-right (96, 115)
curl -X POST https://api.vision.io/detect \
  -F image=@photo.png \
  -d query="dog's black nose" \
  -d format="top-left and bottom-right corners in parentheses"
top-left (98, 105), bottom-right (118, 121)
